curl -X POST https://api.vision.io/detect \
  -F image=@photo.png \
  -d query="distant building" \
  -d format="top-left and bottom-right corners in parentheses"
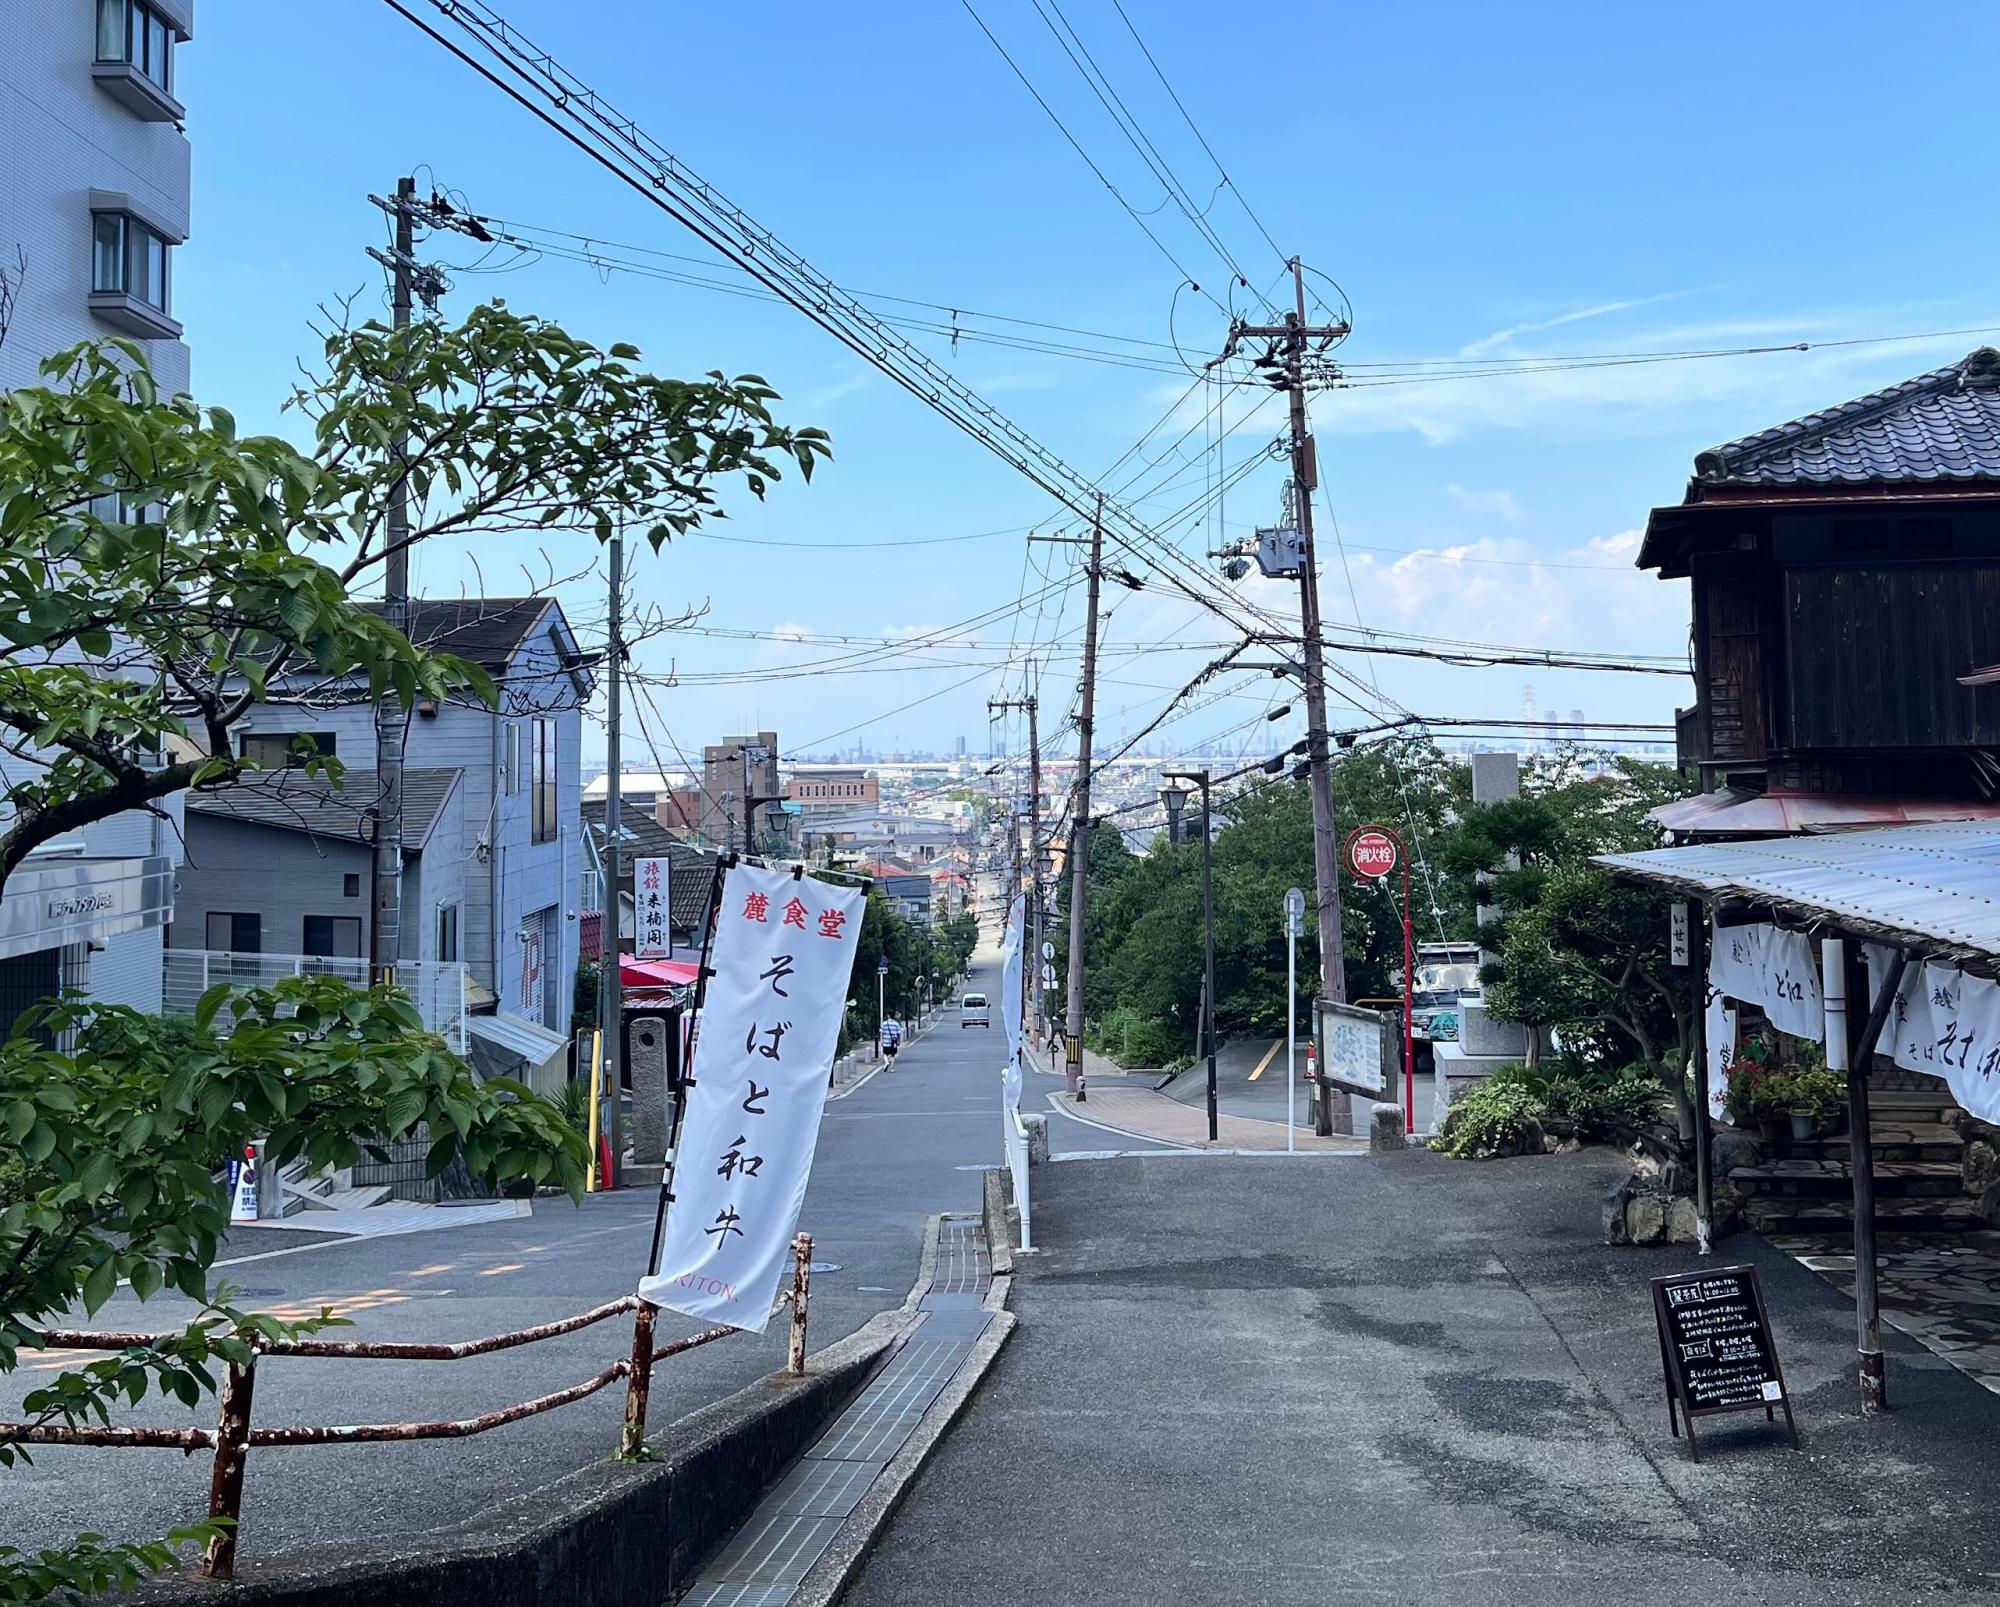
top-left (580, 799), bottom-right (718, 959)
top-left (584, 771), bottom-right (696, 804)
top-left (700, 732), bottom-right (794, 854)
top-left (785, 766), bottom-right (879, 814)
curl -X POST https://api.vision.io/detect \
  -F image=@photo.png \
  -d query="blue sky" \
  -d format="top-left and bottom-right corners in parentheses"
top-left (176, 1), bottom-right (2000, 765)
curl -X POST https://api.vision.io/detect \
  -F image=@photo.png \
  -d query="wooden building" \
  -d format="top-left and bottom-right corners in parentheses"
top-left (1641, 347), bottom-right (2000, 825)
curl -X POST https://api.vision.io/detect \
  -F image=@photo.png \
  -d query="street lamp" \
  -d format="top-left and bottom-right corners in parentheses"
top-left (1158, 783), bottom-right (1189, 847)
top-left (1164, 769), bottom-right (1216, 1142)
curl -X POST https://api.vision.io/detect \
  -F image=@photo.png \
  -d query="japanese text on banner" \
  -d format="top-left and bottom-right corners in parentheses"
top-left (638, 864), bottom-right (864, 1331)
top-left (633, 855), bottom-right (672, 960)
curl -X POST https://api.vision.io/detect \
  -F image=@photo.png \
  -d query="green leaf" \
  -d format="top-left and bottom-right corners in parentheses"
top-left (81, 1256), bottom-right (118, 1314)
top-left (2, 1099), bottom-right (32, 1141)
top-left (382, 1087), bottom-right (425, 1135)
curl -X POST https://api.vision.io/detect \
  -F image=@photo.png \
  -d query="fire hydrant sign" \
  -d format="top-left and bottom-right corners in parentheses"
top-left (639, 864), bottom-right (865, 1331)
top-left (1347, 829), bottom-right (1398, 881)
top-left (633, 855), bottom-right (672, 960)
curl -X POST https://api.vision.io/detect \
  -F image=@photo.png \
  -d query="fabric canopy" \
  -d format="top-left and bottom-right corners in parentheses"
top-left (620, 955), bottom-right (700, 990)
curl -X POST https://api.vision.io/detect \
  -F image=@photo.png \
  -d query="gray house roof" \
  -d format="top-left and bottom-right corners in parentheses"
top-left (581, 799), bottom-right (718, 928)
top-left (1694, 347), bottom-right (2000, 488)
top-left (188, 769), bottom-right (462, 851)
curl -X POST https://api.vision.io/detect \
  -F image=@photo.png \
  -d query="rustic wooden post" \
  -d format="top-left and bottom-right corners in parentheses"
top-left (1837, 942), bottom-right (1904, 1416)
top-left (202, 1357), bottom-right (257, 1579)
top-left (1689, 907), bottom-right (1713, 1253)
top-left (787, 1233), bottom-right (812, 1376)
top-left (620, 1300), bottom-right (658, 1458)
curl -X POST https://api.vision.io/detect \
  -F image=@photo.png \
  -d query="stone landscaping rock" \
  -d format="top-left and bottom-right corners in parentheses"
top-left (1628, 1193), bottom-right (1666, 1244)
top-left (1666, 1196), bottom-right (1701, 1244)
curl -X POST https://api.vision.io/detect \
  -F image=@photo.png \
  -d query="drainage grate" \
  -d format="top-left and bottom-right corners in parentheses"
top-left (681, 1214), bottom-right (995, 1605)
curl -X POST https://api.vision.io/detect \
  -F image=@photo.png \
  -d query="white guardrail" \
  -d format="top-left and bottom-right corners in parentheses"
top-left (1002, 1077), bottom-right (1033, 1253)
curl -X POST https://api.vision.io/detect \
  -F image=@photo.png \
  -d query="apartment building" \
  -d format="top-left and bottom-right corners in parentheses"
top-left (0, 0), bottom-right (195, 1029)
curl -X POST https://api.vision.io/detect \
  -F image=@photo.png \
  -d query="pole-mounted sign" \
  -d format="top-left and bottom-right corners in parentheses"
top-left (1346, 829), bottom-right (1399, 882)
top-left (1344, 824), bottom-right (1415, 1131)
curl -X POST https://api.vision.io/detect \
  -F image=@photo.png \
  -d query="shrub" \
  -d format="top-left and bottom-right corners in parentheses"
top-left (1433, 1078), bottom-right (1545, 1158)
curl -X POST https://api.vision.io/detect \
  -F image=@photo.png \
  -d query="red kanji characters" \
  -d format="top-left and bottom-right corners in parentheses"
top-left (816, 907), bottom-right (848, 940)
top-left (742, 891), bottom-right (770, 922)
top-left (781, 897), bottom-right (809, 929)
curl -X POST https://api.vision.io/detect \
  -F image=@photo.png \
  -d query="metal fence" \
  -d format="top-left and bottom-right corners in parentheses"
top-left (162, 950), bottom-right (468, 1053)
top-left (0, 1235), bottom-right (814, 1579)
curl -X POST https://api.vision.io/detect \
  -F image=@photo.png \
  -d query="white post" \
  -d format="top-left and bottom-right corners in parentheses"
top-left (1285, 887), bottom-right (1304, 1153)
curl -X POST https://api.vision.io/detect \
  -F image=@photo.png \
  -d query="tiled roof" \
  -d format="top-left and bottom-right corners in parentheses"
top-left (188, 769), bottom-right (461, 850)
top-left (360, 597), bottom-right (557, 671)
top-left (581, 800), bottom-right (718, 927)
top-left (1694, 348), bottom-right (2000, 487)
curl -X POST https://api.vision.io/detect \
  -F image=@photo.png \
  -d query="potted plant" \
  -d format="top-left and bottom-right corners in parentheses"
top-left (1722, 1054), bottom-right (1786, 1143)
top-left (1778, 1064), bottom-right (1844, 1139)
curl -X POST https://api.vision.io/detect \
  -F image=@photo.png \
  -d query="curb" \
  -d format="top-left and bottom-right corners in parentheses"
top-left (788, 1307), bottom-right (1017, 1607)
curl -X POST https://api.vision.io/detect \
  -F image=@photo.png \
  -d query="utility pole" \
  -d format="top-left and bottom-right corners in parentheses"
top-left (989, 693), bottom-right (1042, 1049)
top-left (369, 176), bottom-right (415, 987)
top-left (1227, 261), bottom-right (1352, 1021)
top-left (598, 524), bottom-right (626, 1188)
top-left (1060, 499), bottom-right (1104, 1099)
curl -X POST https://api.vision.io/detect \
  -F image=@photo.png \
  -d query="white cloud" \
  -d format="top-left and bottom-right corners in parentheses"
top-left (1460, 292), bottom-right (1694, 357)
top-left (771, 622), bottom-right (814, 643)
top-left (1444, 484), bottom-right (1524, 524)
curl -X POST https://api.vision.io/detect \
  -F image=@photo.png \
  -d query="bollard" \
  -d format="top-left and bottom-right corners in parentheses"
top-left (203, 1357), bottom-right (257, 1579)
top-left (1368, 1102), bottom-right (1406, 1154)
top-left (1023, 1113), bottom-right (1049, 1166)
top-left (787, 1233), bottom-right (812, 1375)
top-left (620, 1300), bottom-right (658, 1458)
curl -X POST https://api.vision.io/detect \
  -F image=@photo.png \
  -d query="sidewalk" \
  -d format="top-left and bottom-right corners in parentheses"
top-left (1050, 1086), bottom-right (1362, 1153)
top-left (844, 1149), bottom-right (2000, 1606)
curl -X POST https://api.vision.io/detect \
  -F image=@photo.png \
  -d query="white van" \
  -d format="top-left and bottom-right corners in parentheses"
top-left (960, 992), bottom-right (991, 1028)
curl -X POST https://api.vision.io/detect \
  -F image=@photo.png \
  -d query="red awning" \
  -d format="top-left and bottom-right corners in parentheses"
top-left (619, 956), bottom-right (700, 989)
top-left (1651, 788), bottom-right (2000, 837)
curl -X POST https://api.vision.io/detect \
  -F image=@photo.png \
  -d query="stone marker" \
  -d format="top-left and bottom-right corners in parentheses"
top-left (627, 1016), bottom-right (672, 1185)
top-left (1023, 1112), bottom-right (1049, 1166)
top-left (1369, 1102), bottom-right (1406, 1154)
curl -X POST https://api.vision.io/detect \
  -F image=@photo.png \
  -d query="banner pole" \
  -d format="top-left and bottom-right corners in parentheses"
top-left (644, 854), bottom-right (731, 1284)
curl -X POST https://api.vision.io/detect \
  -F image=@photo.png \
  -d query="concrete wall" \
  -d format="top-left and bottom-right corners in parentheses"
top-left (172, 816), bottom-right (372, 957)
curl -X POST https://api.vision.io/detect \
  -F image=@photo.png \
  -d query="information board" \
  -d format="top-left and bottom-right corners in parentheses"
top-left (1312, 998), bottom-right (1393, 1098)
top-left (1650, 1264), bottom-right (1799, 1460)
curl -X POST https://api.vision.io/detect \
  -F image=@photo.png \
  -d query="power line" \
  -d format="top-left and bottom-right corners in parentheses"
top-left (956, 0), bottom-right (1226, 311)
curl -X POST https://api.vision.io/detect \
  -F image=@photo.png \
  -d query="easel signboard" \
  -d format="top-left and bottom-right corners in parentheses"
top-left (1651, 1264), bottom-right (1799, 1461)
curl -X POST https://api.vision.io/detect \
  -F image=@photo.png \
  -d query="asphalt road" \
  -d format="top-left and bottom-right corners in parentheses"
top-left (0, 929), bottom-right (1051, 1570)
top-left (847, 1146), bottom-right (2000, 1606)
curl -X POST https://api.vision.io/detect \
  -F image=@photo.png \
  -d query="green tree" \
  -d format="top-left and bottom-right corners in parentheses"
top-left (1445, 750), bottom-right (1699, 1135)
top-left (0, 314), bottom-right (826, 890)
top-left (0, 979), bottom-right (586, 1600)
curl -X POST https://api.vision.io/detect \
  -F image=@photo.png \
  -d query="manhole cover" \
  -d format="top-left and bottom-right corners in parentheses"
top-left (809, 1262), bottom-right (842, 1274)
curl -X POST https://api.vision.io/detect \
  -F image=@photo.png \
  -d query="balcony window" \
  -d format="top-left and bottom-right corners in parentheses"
top-left (96, 0), bottom-right (174, 92)
top-left (91, 212), bottom-right (171, 313)
top-left (93, 0), bottom-right (185, 121)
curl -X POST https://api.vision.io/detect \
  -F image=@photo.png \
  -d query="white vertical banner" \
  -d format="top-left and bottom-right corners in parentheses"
top-left (1000, 893), bottom-right (1025, 1111)
top-left (639, 864), bottom-right (865, 1331)
top-left (1707, 919), bottom-right (1824, 1041)
top-left (633, 855), bottom-right (672, 960)
top-left (1705, 985), bottom-right (1738, 1121)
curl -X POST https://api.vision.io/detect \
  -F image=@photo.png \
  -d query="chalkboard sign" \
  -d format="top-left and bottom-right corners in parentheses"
top-left (1651, 1264), bottom-right (1799, 1461)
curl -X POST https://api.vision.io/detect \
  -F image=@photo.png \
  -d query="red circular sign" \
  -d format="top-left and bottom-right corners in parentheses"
top-left (1347, 829), bottom-right (1398, 881)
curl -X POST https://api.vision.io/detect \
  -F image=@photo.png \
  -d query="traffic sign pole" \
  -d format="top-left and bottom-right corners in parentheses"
top-left (1345, 825), bottom-right (1415, 1133)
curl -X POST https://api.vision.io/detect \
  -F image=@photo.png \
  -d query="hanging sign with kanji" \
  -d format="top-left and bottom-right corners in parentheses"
top-left (639, 863), bottom-right (865, 1331)
top-left (1346, 828), bottom-right (1398, 882)
top-left (633, 855), bottom-right (672, 960)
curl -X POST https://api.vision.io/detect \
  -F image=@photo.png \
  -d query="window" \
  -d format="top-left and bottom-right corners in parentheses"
top-left (90, 209), bottom-right (172, 313)
top-left (205, 912), bottom-right (260, 953)
top-left (435, 904), bottom-right (459, 963)
top-left (302, 916), bottom-right (362, 958)
top-left (239, 731), bottom-right (335, 769)
top-left (96, 0), bottom-right (174, 91)
top-left (531, 718), bottom-right (557, 843)
top-left (343, 873), bottom-right (361, 899)
top-left (504, 723), bottom-right (522, 795)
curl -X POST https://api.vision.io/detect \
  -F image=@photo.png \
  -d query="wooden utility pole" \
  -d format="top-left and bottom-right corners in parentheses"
top-left (1061, 500), bottom-right (1105, 1098)
top-left (1230, 262), bottom-right (1353, 1016)
top-left (369, 176), bottom-right (415, 986)
top-left (598, 523), bottom-right (626, 1186)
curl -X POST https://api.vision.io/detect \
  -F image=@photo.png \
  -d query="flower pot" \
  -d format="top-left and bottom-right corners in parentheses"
top-left (1789, 1109), bottom-right (1816, 1142)
top-left (1756, 1114), bottom-right (1788, 1145)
